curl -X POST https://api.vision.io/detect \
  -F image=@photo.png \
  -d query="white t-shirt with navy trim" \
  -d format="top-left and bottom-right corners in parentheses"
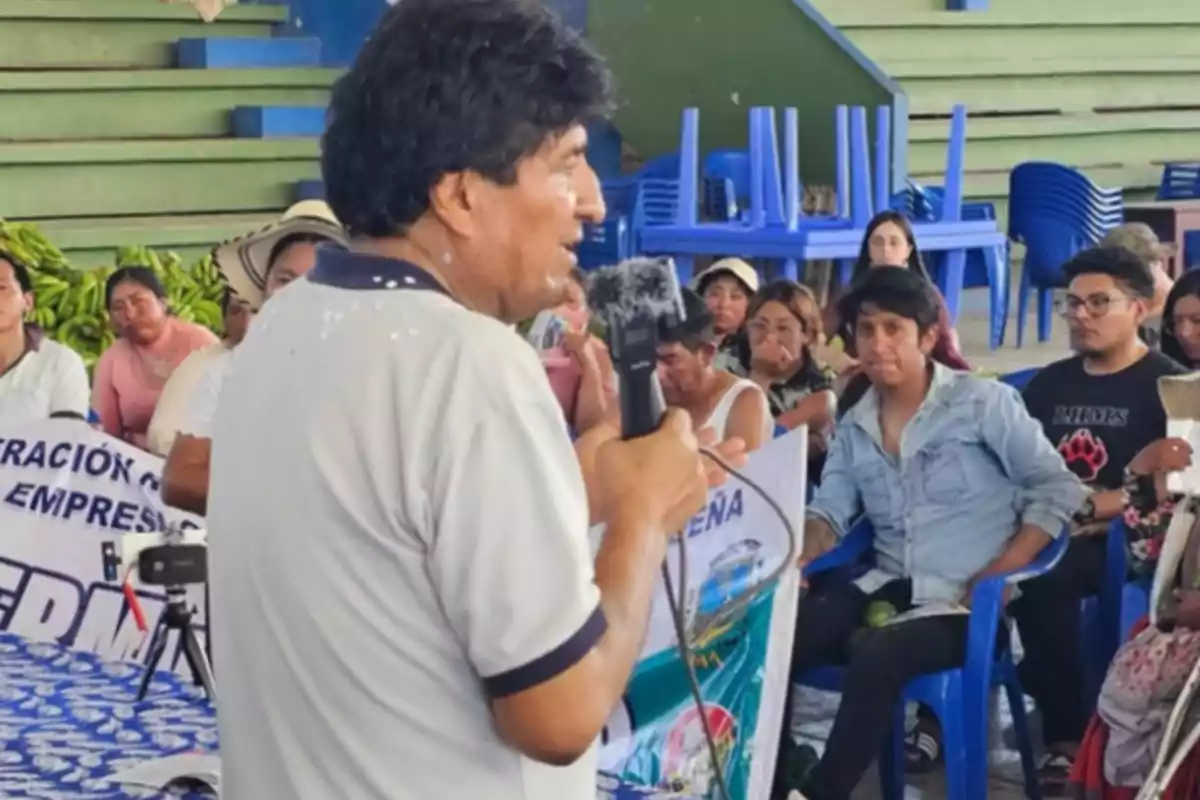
top-left (207, 252), bottom-right (604, 800)
top-left (0, 335), bottom-right (89, 422)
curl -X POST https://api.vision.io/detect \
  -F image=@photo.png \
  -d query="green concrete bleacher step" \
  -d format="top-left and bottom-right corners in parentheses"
top-left (891, 56), bottom-right (1200, 116)
top-left (0, 138), bottom-right (320, 219)
top-left (907, 109), bottom-right (1200, 175)
top-left (0, 0), bottom-right (287, 69)
top-left (0, 68), bottom-right (338, 141)
top-left (30, 212), bottom-right (282, 267)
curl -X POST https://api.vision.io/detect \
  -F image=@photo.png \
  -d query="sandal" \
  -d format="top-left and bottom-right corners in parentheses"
top-left (1037, 751), bottom-right (1075, 797)
top-left (904, 717), bottom-right (943, 775)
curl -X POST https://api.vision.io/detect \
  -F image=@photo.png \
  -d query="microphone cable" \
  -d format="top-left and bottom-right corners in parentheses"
top-left (658, 446), bottom-right (800, 800)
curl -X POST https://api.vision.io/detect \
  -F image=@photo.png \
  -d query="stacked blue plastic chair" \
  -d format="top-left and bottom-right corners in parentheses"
top-left (1157, 162), bottom-right (1200, 200)
top-left (894, 181), bottom-right (1010, 349)
top-left (1009, 162), bottom-right (1123, 345)
top-left (799, 519), bottom-right (1056, 800)
top-left (702, 148), bottom-right (751, 222)
top-left (576, 217), bottom-right (631, 270)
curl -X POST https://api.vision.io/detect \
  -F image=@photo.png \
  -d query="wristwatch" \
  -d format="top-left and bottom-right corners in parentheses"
top-left (1073, 495), bottom-right (1097, 526)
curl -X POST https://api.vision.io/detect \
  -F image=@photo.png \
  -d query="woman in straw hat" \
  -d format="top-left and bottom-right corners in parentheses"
top-left (159, 200), bottom-right (347, 515)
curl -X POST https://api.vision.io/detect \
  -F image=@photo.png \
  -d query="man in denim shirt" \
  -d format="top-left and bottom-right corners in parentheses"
top-left (773, 268), bottom-right (1085, 800)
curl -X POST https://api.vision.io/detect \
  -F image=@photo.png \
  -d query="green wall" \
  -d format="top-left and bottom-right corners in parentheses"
top-left (588, 0), bottom-right (904, 187)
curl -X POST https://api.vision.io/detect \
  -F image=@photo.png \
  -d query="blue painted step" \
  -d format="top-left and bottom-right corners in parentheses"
top-left (232, 105), bottom-right (326, 138)
top-left (295, 179), bottom-right (326, 202)
top-left (177, 37), bottom-right (321, 69)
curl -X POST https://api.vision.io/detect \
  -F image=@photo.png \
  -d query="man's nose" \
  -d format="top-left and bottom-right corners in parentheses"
top-left (574, 164), bottom-right (606, 224)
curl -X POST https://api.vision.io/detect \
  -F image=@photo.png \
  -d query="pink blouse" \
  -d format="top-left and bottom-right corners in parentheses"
top-left (92, 317), bottom-right (218, 448)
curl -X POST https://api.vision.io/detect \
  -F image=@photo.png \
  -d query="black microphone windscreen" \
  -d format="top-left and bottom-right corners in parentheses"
top-left (584, 257), bottom-right (685, 327)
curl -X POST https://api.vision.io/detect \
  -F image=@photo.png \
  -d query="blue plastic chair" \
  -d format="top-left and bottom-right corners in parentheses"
top-left (1158, 163), bottom-right (1200, 201)
top-left (998, 367), bottom-right (1040, 391)
top-left (799, 520), bottom-right (1058, 800)
top-left (1185, 230), bottom-right (1200, 270)
top-left (1079, 519), bottom-right (1151, 703)
top-left (702, 149), bottom-right (751, 222)
top-left (1009, 163), bottom-right (1123, 345)
top-left (577, 217), bottom-right (631, 269)
top-left (895, 182), bottom-right (1009, 349)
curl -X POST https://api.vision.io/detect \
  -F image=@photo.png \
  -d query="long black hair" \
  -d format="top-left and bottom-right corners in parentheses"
top-left (852, 210), bottom-right (928, 283)
top-left (1161, 269), bottom-right (1200, 367)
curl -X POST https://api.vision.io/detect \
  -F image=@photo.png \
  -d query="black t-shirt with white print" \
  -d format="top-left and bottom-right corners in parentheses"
top-left (1022, 351), bottom-right (1187, 490)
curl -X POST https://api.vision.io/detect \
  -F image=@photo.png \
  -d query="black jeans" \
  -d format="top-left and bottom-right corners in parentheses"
top-left (1011, 534), bottom-right (1107, 747)
top-left (773, 579), bottom-right (974, 800)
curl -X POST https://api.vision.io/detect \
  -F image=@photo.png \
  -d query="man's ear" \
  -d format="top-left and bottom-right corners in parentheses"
top-left (428, 170), bottom-right (479, 239)
top-left (918, 323), bottom-right (940, 355)
top-left (697, 341), bottom-right (717, 367)
top-left (21, 291), bottom-right (34, 319)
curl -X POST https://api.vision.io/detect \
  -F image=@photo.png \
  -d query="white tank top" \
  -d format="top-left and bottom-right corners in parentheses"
top-left (704, 378), bottom-right (773, 442)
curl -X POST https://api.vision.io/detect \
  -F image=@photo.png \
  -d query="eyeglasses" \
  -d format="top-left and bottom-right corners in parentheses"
top-left (1059, 294), bottom-right (1135, 319)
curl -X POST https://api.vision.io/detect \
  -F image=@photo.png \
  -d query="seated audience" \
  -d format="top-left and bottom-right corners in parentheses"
top-left (657, 287), bottom-right (771, 450)
top-left (146, 288), bottom-right (252, 456)
top-left (0, 250), bottom-right (89, 420)
top-left (1070, 434), bottom-right (1200, 799)
top-left (1099, 223), bottom-right (1174, 348)
top-left (773, 267), bottom-right (1085, 800)
top-left (1016, 246), bottom-right (1187, 794)
top-left (695, 257), bottom-right (758, 370)
top-left (831, 211), bottom-right (969, 417)
top-left (162, 202), bottom-right (347, 514)
top-left (92, 266), bottom-right (217, 448)
top-left (1160, 269), bottom-right (1200, 369)
top-left (735, 279), bottom-right (834, 446)
top-left (532, 268), bottom-right (614, 435)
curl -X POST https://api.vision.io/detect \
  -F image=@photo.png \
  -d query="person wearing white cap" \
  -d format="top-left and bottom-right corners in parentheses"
top-left (160, 200), bottom-right (348, 515)
top-left (694, 257), bottom-right (759, 370)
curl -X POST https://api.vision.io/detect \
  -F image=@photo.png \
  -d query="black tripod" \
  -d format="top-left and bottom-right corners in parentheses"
top-left (136, 585), bottom-right (216, 703)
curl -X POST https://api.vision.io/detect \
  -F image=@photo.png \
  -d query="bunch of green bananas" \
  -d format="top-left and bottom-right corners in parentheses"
top-left (2, 220), bottom-right (227, 373)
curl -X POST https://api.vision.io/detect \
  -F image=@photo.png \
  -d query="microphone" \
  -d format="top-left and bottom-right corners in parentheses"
top-left (584, 257), bottom-right (686, 441)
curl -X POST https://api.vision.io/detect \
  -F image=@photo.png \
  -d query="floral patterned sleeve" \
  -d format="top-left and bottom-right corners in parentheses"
top-left (1122, 468), bottom-right (1179, 576)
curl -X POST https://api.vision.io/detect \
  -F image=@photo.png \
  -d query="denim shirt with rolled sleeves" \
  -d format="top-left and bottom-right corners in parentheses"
top-left (808, 365), bottom-right (1087, 605)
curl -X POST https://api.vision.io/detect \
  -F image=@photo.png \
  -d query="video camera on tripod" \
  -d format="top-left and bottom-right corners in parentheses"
top-left (100, 526), bottom-right (215, 703)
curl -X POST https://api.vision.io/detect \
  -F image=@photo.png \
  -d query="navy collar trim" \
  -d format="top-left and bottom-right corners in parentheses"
top-left (307, 248), bottom-right (452, 298)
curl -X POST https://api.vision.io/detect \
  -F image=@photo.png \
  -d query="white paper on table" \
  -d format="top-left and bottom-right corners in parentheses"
top-left (106, 753), bottom-right (221, 792)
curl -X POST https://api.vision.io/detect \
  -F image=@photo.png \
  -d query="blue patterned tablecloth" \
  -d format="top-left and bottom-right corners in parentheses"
top-left (0, 634), bottom-right (690, 799)
top-left (0, 633), bottom-right (216, 799)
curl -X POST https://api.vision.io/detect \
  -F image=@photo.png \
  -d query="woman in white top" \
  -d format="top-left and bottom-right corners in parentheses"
top-left (145, 288), bottom-right (252, 456)
top-left (655, 288), bottom-right (772, 451)
top-left (0, 252), bottom-right (89, 422)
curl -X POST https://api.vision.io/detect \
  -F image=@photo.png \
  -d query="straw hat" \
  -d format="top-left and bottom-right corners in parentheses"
top-left (213, 200), bottom-right (348, 310)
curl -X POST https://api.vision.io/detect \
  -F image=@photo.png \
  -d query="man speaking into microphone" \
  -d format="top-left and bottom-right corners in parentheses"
top-left (204, 1), bottom-right (737, 798)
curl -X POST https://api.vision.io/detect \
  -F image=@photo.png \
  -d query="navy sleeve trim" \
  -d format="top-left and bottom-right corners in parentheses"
top-left (483, 605), bottom-right (607, 699)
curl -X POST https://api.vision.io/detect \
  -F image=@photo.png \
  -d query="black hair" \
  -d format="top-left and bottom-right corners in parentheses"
top-left (1161, 269), bottom-right (1200, 366)
top-left (105, 266), bottom-right (166, 310)
top-left (748, 279), bottom-right (822, 339)
top-left (1063, 246), bottom-right (1155, 300)
top-left (321, 0), bottom-right (613, 238)
top-left (659, 288), bottom-right (715, 351)
top-left (853, 210), bottom-right (928, 282)
top-left (266, 232), bottom-right (341, 275)
top-left (838, 265), bottom-right (940, 334)
top-left (0, 249), bottom-right (33, 294)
